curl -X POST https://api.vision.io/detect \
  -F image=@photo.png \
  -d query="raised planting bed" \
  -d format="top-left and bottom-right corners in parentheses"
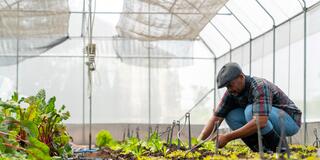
top-left (78, 130), bottom-right (320, 160)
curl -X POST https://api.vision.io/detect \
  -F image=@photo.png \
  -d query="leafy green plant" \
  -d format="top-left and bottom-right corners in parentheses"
top-left (166, 150), bottom-right (201, 159)
top-left (121, 137), bottom-right (146, 158)
top-left (146, 132), bottom-right (164, 153)
top-left (0, 90), bottom-right (72, 159)
top-left (96, 129), bottom-right (113, 148)
top-left (199, 140), bottom-right (216, 152)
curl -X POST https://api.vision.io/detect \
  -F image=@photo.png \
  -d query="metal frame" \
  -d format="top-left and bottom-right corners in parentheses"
top-left (70, 11), bottom-right (232, 15)
top-left (5, 0), bottom-right (320, 145)
top-left (255, 0), bottom-right (276, 83)
top-left (199, 36), bottom-right (217, 110)
top-left (210, 22), bottom-right (232, 62)
top-left (15, 1), bottom-right (20, 92)
top-left (225, 5), bottom-right (253, 75)
top-left (211, 0), bottom-right (320, 145)
top-left (301, 0), bottom-right (308, 145)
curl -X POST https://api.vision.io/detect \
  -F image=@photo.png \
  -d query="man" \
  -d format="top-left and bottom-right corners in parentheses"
top-left (198, 62), bottom-right (301, 152)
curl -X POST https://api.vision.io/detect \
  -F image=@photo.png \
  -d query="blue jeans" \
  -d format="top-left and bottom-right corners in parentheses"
top-left (225, 105), bottom-right (300, 136)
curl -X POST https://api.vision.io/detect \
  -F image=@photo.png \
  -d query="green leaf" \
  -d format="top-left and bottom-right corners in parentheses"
top-left (0, 138), bottom-right (6, 152)
top-left (27, 148), bottom-right (51, 160)
top-left (36, 89), bottom-right (46, 101)
top-left (53, 135), bottom-right (70, 146)
top-left (25, 104), bottom-right (38, 121)
top-left (11, 92), bottom-right (18, 102)
top-left (45, 97), bottom-right (56, 113)
top-left (20, 120), bottom-right (38, 137)
top-left (28, 137), bottom-right (50, 155)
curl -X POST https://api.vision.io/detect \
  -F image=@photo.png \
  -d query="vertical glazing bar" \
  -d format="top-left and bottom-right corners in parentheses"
top-left (273, 26), bottom-right (276, 83)
top-left (81, 0), bottom-right (86, 37)
top-left (288, 20), bottom-right (292, 144)
top-left (148, 0), bottom-right (152, 136)
top-left (82, 0), bottom-right (86, 145)
top-left (16, 1), bottom-right (20, 93)
top-left (214, 58), bottom-right (217, 109)
top-left (249, 40), bottom-right (252, 76)
top-left (302, 0), bottom-right (307, 145)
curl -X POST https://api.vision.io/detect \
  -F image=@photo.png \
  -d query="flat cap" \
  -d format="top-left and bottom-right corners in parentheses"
top-left (217, 62), bottom-right (242, 89)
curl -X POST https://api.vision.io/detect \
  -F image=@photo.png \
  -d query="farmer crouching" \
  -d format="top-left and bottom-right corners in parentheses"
top-left (198, 62), bottom-right (302, 152)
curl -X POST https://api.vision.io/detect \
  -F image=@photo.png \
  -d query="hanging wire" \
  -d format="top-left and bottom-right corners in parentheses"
top-left (177, 115), bottom-right (188, 147)
top-left (158, 127), bottom-right (171, 137)
top-left (184, 120), bottom-right (221, 158)
top-left (177, 88), bottom-right (215, 121)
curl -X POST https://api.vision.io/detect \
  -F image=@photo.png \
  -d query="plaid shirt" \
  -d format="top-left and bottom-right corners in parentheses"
top-left (215, 76), bottom-right (302, 127)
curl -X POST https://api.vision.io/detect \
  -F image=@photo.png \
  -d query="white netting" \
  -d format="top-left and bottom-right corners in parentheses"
top-left (116, 0), bottom-right (228, 40)
top-left (0, 0), bottom-right (69, 58)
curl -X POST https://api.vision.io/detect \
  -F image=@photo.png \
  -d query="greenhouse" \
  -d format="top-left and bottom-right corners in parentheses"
top-left (0, 0), bottom-right (320, 159)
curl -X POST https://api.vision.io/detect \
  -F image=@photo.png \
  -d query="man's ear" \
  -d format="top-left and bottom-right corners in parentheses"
top-left (239, 73), bottom-right (245, 80)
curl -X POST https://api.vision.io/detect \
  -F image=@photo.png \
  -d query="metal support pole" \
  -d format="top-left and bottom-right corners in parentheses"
top-left (169, 121), bottom-right (176, 146)
top-left (148, 126), bottom-right (152, 139)
top-left (210, 22), bottom-right (232, 61)
top-left (136, 127), bottom-right (140, 140)
top-left (166, 126), bottom-right (171, 144)
top-left (255, 116), bottom-right (264, 158)
top-left (122, 129), bottom-right (126, 141)
top-left (255, 0), bottom-right (276, 83)
top-left (87, 0), bottom-right (93, 149)
top-left (16, 2), bottom-right (20, 93)
top-left (155, 125), bottom-right (159, 135)
top-left (277, 111), bottom-right (291, 158)
top-left (249, 39), bottom-right (252, 76)
top-left (225, 6), bottom-right (253, 75)
top-left (81, 0), bottom-right (86, 37)
top-left (177, 120), bottom-right (181, 149)
top-left (127, 126), bottom-right (131, 138)
top-left (301, 0), bottom-right (308, 145)
top-left (215, 122), bottom-right (219, 154)
top-left (147, 0), bottom-right (152, 140)
top-left (214, 58), bottom-right (217, 109)
top-left (186, 113), bottom-right (192, 149)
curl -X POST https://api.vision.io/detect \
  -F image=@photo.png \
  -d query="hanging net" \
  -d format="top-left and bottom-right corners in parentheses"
top-left (113, 0), bottom-right (226, 67)
top-left (0, 0), bottom-right (70, 65)
top-left (116, 0), bottom-right (228, 40)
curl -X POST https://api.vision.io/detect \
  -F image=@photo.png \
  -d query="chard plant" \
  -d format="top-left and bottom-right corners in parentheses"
top-left (0, 90), bottom-right (72, 159)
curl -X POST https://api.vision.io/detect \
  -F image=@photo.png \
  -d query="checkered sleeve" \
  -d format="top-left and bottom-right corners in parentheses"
top-left (251, 80), bottom-right (273, 116)
top-left (214, 91), bottom-right (230, 118)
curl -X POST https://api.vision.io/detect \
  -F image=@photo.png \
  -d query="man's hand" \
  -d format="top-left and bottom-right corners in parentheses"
top-left (216, 134), bottom-right (231, 148)
top-left (198, 115), bottom-right (223, 141)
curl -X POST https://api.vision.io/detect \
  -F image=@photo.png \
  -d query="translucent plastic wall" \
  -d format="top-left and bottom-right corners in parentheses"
top-left (0, 38), bottom-right (215, 125)
top-left (0, 0), bottom-right (320, 129)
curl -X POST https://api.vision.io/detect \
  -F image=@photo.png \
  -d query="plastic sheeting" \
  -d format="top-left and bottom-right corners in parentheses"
top-left (0, 0), bottom-right (70, 60)
top-left (116, 0), bottom-right (228, 40)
